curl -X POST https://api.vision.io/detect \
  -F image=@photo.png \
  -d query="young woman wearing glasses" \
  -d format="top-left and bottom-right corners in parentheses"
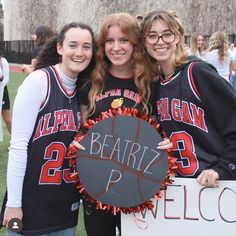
top-left (140, 10), bottom-right (236, 186)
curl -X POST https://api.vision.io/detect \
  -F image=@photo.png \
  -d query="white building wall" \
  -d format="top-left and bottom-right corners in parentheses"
top-left (3, 0), bottom-right (236, 40)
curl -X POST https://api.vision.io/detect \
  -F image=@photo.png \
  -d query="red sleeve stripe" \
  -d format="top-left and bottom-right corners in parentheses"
top-left (188, 62), bottom-right (201, 101)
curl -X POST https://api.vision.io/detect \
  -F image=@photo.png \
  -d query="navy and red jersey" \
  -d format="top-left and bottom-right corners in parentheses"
top-left (153, 57), bottom-right (236, 179)
top-left (20, 66), bottom-right (81, 235)
top-left (90, 73), bottom-right (144, 119)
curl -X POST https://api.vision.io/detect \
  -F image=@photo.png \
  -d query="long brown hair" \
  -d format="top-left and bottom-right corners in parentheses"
top-left (207, 31), bottom-right (229, 63)
top-left (87, 12), bottom-right (151, 115)
top-left (140, 10), bottom-right (188, 77)
top-left (34, 25), bottom-right (54, 47)
top-left (190, 32), bottom-right (206, 57)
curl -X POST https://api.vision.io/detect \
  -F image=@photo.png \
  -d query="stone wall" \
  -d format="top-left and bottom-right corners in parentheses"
top-left (4, 0), bottom-right (236, 40)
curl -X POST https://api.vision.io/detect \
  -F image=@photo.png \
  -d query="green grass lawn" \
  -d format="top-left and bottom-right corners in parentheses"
top-left (0, 72), bottom-right (86, 236)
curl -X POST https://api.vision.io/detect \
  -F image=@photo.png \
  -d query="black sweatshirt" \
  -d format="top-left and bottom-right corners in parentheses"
top-left (153, 56), bottom-right (236, 180)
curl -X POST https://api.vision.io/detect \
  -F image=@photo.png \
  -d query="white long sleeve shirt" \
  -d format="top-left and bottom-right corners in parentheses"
top-left (0, 57), bottom-right (10, 141)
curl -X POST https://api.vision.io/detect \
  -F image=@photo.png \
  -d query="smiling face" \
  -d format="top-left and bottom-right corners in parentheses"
top-left (104, 25), bottom-right (134, 70)
top-left (145, 19), bottom-right (179, 68)
top-left (57, 27), bottom-right (93, 79)
top-left (197, 35), bottom-right (204, 49)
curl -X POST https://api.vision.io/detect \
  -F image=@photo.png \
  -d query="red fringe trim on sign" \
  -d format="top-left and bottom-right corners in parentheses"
top-left (66, 107), bottom-right (177, 215)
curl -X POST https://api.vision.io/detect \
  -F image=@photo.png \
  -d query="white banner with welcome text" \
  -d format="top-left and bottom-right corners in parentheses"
top-left (121, 177), bottom-right (236, 236)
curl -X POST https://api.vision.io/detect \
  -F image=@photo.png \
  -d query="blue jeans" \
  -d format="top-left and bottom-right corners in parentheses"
top-left (231, 74), bottom-right (236, 90)
top-left (6, 226), bottom-right (76, 236)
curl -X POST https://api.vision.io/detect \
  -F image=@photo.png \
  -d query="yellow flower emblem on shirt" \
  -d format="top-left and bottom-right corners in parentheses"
top-left (111, 98), bottom-right (124, 109)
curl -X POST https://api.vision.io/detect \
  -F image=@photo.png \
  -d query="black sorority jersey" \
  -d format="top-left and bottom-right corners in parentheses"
top-left (20, 66), bottom-right (81, 235)
top-left (154, 58), bottom-right (236, 179)
top-left (90, 73), bottom-right (144, 119)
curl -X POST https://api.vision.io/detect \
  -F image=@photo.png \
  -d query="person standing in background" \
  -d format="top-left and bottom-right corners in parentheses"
top-left (229, 43), bottom-right (236, 56)
top-left (1, 22), bottom-right (96, 235)
top-left (0, 54), bottom-right (9, 142)
top-left (2, 86), bottom-right (12, 135)
top-left (189, 32), bottom-right (206, 60)
top-left (229, 42), bottom-right (236, 89)
top-left (205, 31), bottom-right (236, 82)
top-left (22, 25), bottom-right (55, 74)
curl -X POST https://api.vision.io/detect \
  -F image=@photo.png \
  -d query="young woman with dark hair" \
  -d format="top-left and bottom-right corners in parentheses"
top-left (1, 22), bottom-right (96, 236)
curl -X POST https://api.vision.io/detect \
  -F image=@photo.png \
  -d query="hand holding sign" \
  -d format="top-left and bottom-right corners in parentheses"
top-left (67, 108), bottom-right (177, 214)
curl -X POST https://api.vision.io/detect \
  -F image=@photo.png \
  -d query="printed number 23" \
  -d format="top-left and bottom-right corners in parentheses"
top-left (170, 131), bottom-right (199, 176)
top-left (39, 142), bottom-right (73, 184)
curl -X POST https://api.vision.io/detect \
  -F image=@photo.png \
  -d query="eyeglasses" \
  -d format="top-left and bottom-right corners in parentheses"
top-left (145, 32), bottom-right (175, 45)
